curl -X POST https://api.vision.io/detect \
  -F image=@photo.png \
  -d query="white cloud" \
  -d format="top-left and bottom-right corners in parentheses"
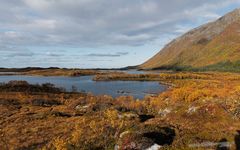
top-left (0, 0), bottom-right (239, 47)
top-left (0, 0), bottom-right (239, 67)
top-left (31, 19), bottom-right (56, 29)
top-left (4, 31), bottom-right (20, 38)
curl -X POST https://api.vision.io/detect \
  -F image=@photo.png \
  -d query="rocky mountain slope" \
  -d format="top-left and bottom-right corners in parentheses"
top-left (140, 8), bottom-right (240, 71)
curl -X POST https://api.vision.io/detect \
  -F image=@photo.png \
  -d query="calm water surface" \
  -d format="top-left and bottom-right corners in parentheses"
top-left (0, 71), bottom-right (166, 99)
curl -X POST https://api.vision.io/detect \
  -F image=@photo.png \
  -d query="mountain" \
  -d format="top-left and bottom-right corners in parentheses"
top-left (139, 8), bottom-right (240, 71)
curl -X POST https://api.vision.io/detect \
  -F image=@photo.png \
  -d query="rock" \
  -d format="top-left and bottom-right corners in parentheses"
top-left (30, 99), bottom-right (61, 107)
top-left (75, 105), bottom-right (89, 110)
top-left (75, 104), bottom-right (90, 113)
top-left (139, 114), bottom-right (155, 122)
top-left (75, 102), bottom-right (113, 113)
top-left (119, 131), bottom-right (131, 138)
top-left (50, 111), bottom-right (72, 117)
top-left (114, 144), bottom-right (119, 150)
top-left (117, 127), bottom-right (176, 150)
top-left (143, 130), bottom-right (175, 146)
top-left (92, 103), bottom-right (113, 111)
top-left (146, 143), bottom-right (162, 150)
top-left (0, 99), bottom-right (20, 106)
top-left (233, 106), bottom-right (240, 118)
top-left (187, 106), bottom-right (199, 114)
top-left (0, 99), bottom-right (21, 109)
top-left (158, 108), bottom-right (171, 117)
top-left (117, 132), bottom-right (154, 150)
top-left (118, 112), bottom-right (138, 120)
top-left (115, 106), bottom-right (131, 112)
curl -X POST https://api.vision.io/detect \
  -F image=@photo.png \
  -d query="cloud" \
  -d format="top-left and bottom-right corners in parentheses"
top-left (7, 52), bottom-right (35, 57)
top-left (86, 52), bottom-right (129, 57)
top-left (116, 52), bottom-right (129, 55)
top-left (46, 52), bottom-right (61, 57)
top-left (0, 0), bottom-right (240, 68)
top-left (0, 0), bottom-right (239, 47)
top-left (87, 59), bottom-right (113, 62)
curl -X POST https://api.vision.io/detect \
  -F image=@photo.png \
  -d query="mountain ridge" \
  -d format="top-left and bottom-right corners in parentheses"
top-left (139, 8), bottom-right (240, 71)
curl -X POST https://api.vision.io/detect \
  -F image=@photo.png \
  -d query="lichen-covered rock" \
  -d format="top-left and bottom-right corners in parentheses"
top-left (117, 126), bottom-right (176, 150)
top-left (158, 108), bottom-right (171, 117)
top-left (30, 99), bottom-right (61, 107)
top-left (117, 131), bottom-right (154, 150)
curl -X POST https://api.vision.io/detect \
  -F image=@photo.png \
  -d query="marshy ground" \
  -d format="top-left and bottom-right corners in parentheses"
top-left (0, 70), bottom-right (240, 149)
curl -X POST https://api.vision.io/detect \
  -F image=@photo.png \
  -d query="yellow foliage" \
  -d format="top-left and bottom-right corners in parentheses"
top-left (52, 138), bottom-right (68, 150)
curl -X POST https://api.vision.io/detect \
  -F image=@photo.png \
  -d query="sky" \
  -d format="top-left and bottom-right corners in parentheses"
top-left (0, 0), bottom-right (240, 68)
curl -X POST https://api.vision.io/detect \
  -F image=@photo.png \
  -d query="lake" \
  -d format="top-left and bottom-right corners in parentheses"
top-left (0, 74), bottom-right (166, 99)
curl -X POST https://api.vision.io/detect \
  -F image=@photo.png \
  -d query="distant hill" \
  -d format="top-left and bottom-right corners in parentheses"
top-left (139, 8), bottom-right (240, 72)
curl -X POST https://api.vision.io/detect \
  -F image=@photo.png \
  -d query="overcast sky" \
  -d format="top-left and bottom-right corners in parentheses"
top-left (0, 0), bottom-right (240, 68)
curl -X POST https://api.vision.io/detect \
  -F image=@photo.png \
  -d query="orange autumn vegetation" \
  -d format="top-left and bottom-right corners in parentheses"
top-left (0, 72), bottom-right (240, 149)
top-left (140, 9), bottom-right (240, 71)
